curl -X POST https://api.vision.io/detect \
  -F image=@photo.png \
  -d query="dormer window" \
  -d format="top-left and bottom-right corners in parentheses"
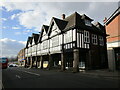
top-left (85, 19), bottom-right (92, 26)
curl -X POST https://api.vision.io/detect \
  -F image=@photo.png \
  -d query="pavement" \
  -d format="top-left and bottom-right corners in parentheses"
top-left (44, 67), bottom-right (120, 80)
top-left (78, 69), bottom-right (120, 80)
top-left (20, 66), bottom-right (120, 80)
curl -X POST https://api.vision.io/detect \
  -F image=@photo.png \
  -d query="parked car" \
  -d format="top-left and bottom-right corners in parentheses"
top-left (8, 64), bottom-right (18, 67)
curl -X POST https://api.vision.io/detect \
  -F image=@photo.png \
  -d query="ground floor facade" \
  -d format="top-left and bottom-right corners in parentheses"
top-left (24, 47), bottom-right (108, 72)
top-left (107, 41), bottom-right (120, 71)
top-left (107, 47), bottom-right (120, 71)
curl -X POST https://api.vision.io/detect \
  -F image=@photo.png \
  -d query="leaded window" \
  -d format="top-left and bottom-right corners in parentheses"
top-left (52, 36), bottom-right (59, 47)
top-left (65, 30), bottom-right (72, 43)
top-left (84, 30), bottom-right (90, 43)
top-left (99, 36), bottom-right (104, 46)
top-left (92, 34), bottom-right (98, 45)
top-left (85, 19), bottom-right (92, 26)
top-left (43, 41), bottom-right (48, 49)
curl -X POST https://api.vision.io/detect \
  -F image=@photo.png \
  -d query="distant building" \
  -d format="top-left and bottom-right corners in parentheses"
top-left (104, 7), bottom-right (120, 71)
top-left (24, 12), bottom-right (108, 72)
top-left (17, 48), bottom-right (25, 66)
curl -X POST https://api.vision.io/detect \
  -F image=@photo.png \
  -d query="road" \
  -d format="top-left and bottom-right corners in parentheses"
top-left (2, 67), bottom-right (119, 89)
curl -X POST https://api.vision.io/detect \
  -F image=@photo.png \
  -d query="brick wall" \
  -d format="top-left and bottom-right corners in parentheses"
top-left (106, 14), bottom-right (120, 42)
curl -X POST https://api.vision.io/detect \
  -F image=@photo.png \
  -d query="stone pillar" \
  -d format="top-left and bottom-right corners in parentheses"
top-left (35, 57), bottom-right (38, 68)
top-left (55, 59), bottom-right (59, 66)
top-left (24, 57), bottom-right (27, 68)
top-left (26, 57), bottom-right (28, 67)
top-left (73, 49), bottom-right (79, 72)
top-left (30, 56), bottom-right (33, 68)
top-left (38, 56), bottom-right (41, 68)
top-left (40, 56), bottom-right (43, 69)
top-left (70, 59), bottom-right (73, 67)
top-left (85, 50), bottom-right (92, 70)
top-left (48, 54), bottom-right (53, 70)
top-left (107, 48), bottom-right (116, 71)
top-left (61, 51), bottom-right (65, 71)
top-left (28, 57), bottom-right (30, 66)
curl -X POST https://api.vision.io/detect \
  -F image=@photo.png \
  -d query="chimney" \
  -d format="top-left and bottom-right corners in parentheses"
top-left (62, 14), bottom-right (65, 19)
top-left (103, 17), bottom-right (107, 24)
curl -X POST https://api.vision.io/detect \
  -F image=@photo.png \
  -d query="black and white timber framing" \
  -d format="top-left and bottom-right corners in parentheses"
top-left (24, 12), bottom-right (108, 72)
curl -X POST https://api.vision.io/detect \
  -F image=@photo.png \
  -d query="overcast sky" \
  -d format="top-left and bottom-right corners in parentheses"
top-left (0, 0), bottom-right (119, 57)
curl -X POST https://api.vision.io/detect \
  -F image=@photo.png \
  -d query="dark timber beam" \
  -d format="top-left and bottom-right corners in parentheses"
top-left (61, 51), bottom-right (66, 71)
top-left (30, 56), bottom-right (33, 68)
top-left (73, 49), bottom-right (79, 72)
top-left (24, 58), bottom-right (27, 68)
top-left (85, 50), bottom-right (92, 70)
top-left (37, 56), bottom-right (40, 68)
top-left (40, 56), bottom-right (43, 69)
top-left (35, 56), bottom-right (38, 68)
top-left (48, 54), bottom-right (53, 70)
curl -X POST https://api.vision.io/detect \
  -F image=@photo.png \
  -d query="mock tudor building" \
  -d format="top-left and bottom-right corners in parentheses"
top-left (104, 7), bottom-right (120, 71)
top-left (25, 36), bottom-right (32, 67)
top-left (25, 34), bottom-right (39, 68)
top-left (24, 12), bottom-right (108, 72)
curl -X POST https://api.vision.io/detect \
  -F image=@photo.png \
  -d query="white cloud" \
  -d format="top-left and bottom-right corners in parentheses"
top-left (14, 32), bottom-right (21, 35)
top-left (11, 14), bottom-right (16, 20)
top-left (23, 30), bottom-right (32, 34)
top-left (2, 26), bottom-right (7, 29)
top-left (12, 26), bottom-right (21, 29)
top-left (19, 41), bottom-right (27, 45)
top-left (1, 0), bottom-right (119, 3)
top-left (0, 38), bottom-right (26, 57)
top-left (11, 13), bottom-right (20, 20)
top-left (1, 18), bottom-right (7, 21)
top-left (1, 2), bottom-right (38, 11)
top-left (14, 30), bottom-right (32, 35)
top-left (18, 10), bottom-right (46, 31)
top-left (2, 2), bottom-right (118, 32)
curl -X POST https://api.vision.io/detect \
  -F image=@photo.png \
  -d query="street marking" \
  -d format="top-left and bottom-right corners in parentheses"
top-left (2, 83), bottom-right (5, 90)
top-left (0, 80), bottom-right (5, 90)
top-left (16, 75), bottom-right (21, 79)
top-left (27, 67), bottom-right (31, 69)
top-left (13, 68), bottom-right (40, 77)
top-left (23, 71), bottom-right (40, 76)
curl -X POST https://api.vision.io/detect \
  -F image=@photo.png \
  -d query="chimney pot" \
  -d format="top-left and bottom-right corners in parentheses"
top-left (103, 17), bottom-right (107, 24)
top-left (62, 14), bottom-right (65, 19)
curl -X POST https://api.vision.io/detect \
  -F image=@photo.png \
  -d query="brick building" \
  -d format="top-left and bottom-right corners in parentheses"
top-left (18, 48), bottom-right (25, 66)
top-left (104, 7), bottom-right (120, 71)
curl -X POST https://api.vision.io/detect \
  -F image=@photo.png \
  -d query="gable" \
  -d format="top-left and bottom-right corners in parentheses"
top-left (28, 41), bottom-right (31, 47)
top-left (49, 20), bottom-right (61, 37)
top-left (32, 38), bottom-right (35, 45)
top-left (48, 17), bottom-right (67, 36)
top-left (40, 30), bottom-right (45, 42)
top-left (42, 29), bottom-right (46, 36)
top-left (52, 22), bottom-right (57, 31)
top-left (26, 37), bottom-right (32, 47)
top-left (41, 35), bottom-right (48, 41)
top-left (38, 33), bottom-right (41, 43)
top-left (26, 37), bottom-right (30, 48)
top-left (41, 29), bottom-right (48, 41)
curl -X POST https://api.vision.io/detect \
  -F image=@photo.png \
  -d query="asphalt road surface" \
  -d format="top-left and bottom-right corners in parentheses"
top-left (2, 67), bottom-right (119, 89)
